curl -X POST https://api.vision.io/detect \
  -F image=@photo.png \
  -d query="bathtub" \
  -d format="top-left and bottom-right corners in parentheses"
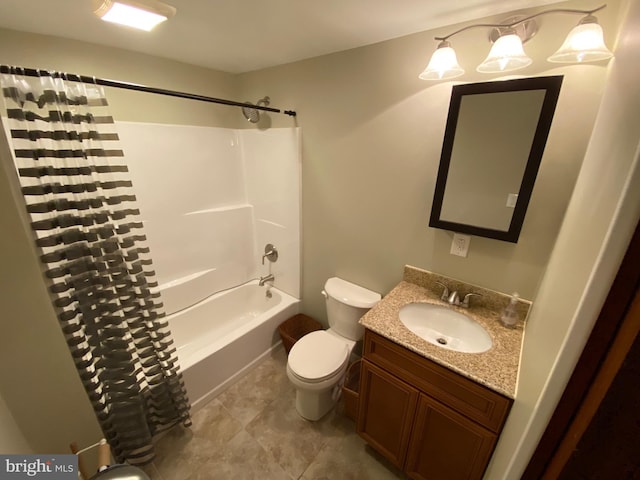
top-left (167, 281), bottom-right (300, 410)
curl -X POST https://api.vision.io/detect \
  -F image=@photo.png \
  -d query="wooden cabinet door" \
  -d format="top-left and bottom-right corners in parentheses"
top-left (405, 394), bottom-right (496, 480)
top-left (357, 359), bottom-right (419, 468)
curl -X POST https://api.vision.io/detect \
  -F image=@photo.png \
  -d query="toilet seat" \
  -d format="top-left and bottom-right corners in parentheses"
top-left (288, 330), bottom-right (350, 383)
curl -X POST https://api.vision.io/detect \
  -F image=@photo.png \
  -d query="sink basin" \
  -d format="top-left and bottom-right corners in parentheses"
top-left (399, 303), bottom-right (492, 353)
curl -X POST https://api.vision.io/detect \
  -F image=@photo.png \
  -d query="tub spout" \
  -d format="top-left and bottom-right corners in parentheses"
top-left (259, 274), bottom-right (274, 286)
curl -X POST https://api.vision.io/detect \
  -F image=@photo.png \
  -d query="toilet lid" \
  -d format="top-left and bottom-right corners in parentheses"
top-left (288, 330), bottom-right (349, 382)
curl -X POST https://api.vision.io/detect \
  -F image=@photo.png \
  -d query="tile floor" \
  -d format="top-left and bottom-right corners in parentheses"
top-left (142, 347), bottom-right (406, 480)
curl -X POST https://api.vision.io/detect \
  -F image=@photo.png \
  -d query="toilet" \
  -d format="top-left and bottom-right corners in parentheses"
top-left (286, 277), bottom-right (381, 420)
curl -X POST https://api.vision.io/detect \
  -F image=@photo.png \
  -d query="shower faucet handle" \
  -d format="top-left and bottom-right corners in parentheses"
top-left (262, 244), bottom-right (279, 264)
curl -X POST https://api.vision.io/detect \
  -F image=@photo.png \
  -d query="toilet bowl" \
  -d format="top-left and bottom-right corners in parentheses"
top-left (286, 277), bottom-right (381, 420)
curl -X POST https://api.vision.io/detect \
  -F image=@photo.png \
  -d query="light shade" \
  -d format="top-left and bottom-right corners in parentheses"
top-left (548, 16), bottom-right (613, 63)
top-left (419, 41), bottom-right (465, 80)
top-left (94, 0), bottom-right (176, 31)
top-left (477, 33), bottom-right (532, 73)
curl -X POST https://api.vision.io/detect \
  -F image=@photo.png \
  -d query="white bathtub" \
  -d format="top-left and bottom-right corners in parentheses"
top-left (167, 281), bottom-right (300, 409)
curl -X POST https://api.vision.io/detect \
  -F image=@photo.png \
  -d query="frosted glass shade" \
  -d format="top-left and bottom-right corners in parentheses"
top-left (419, 42), bottom-right (465, 80)
top-left (477, 34), bottom-right (532, 73)
top-left (548, 20), bottom-right (613, 63)
top-left (94, 0), bottom-right (176, 31)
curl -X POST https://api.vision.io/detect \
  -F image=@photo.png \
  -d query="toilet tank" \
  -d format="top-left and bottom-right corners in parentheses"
top-left (323, 277), bottom-right (381, 341)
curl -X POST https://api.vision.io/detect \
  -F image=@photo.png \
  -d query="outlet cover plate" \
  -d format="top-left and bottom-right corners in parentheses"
top-left (450, 233), bottom-right (470, 257)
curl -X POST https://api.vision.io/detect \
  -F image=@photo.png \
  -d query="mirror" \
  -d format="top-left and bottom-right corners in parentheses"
top-left (429, 76), bottom-right (563, 243)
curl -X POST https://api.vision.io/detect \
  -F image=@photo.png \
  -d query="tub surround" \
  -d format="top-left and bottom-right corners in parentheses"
top-left (117, 123), bottom-right (302, 313)
top-left (359, 265), bottom-right (530, 398)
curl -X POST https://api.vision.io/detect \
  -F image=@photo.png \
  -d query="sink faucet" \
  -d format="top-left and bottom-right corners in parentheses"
top-left (448, 291), bottom-right (482, 308)
top-left (435, 282), bottom-right (482, 308)
top-left (259, 273), bottom-right (274, 286)
top-left (447, 291), bottom-right (460, 305)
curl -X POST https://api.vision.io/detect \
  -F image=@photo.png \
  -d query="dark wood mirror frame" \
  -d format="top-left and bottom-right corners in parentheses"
top-left (429, 76), bottom-right (563, 243)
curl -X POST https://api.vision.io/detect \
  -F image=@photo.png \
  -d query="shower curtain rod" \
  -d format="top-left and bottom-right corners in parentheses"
top-left (0, 65), bottom-right (297, 117)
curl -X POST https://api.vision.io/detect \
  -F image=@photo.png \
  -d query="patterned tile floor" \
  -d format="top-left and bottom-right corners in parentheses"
top-left (142, 347), bottom-right (406, 479)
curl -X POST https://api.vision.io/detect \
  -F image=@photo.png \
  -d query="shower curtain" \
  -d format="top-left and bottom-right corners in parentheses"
top-left (0, 69), bottom-right (191, 465)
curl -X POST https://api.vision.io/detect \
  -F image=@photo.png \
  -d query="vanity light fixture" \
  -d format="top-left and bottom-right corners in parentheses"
top-left (93, 0), bottom-right (176, 31)
top-left (548, 15), bottom-right (613, 63)
top-left (420, 4), bottom-right (613, 79)
top-left (419, 40), bottom-right (465, 80)
top-left (476, 29), bottom-right (533, 73)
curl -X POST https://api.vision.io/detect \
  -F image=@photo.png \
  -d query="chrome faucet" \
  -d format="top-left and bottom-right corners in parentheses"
top-left (447, 290), bottom-right (460, 305)
top-left (259, 273), bottom-right (274, 286)
top-left (435, 282), bottom-right (481, 308)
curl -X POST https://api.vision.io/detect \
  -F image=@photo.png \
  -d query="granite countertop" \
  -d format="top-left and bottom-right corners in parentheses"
top-left (359, 268), bottom-right (527, 399)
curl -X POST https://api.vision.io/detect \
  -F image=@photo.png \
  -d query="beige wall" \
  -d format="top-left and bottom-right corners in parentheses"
top-left (0, 1), bottom-right (633, 477)
top-left (489, 0), bottom-right (640, 476)
top-left (238, 0), bottom-right (619, 322)
top-left (0, 28), bottom-right (240, 127)
top-left (0, 392), bottom-right (32, 454)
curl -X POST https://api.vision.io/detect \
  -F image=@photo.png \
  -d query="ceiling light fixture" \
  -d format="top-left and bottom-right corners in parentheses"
top-left (420, 4), bottom-right (613, 80)
top-left (93, 0), bottom-right (176, 32)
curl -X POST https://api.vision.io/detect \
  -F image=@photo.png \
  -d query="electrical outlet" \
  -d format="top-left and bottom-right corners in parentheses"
top-left (450, 233), bottom-right (470, 257)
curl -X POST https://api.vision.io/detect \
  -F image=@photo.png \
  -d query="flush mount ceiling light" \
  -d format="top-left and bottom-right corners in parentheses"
top-left (419, 4), bottom-right (613, 80)
top-left (93, 0), bottom-right (176, 31)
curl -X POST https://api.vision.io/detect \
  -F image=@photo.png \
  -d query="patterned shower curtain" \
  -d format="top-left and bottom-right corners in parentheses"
top-left (0, 68), bottom-right (191, 465)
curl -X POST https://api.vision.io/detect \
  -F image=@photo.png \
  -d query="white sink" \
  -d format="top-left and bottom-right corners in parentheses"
top-left (399, 303), bottom-right (492, 353)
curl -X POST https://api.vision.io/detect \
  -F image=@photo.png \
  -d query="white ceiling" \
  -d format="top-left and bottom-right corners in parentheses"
top-left (0, 0), bottom-right (564, 74)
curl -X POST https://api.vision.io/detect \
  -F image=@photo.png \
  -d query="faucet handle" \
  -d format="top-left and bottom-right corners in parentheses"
top-left (435, 281), bottom-right (449, 301)
top-left (462, 293), bottom-right (482, 308)
top-left (262, 243), bottom-right (278, 265)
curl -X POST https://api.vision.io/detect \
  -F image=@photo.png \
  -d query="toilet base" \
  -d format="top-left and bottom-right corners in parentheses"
top-left (294, 385), bottom-right (338, 421)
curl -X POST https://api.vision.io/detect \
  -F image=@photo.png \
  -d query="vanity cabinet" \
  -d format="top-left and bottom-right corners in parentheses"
top-left (357, 330), bottom-right (512, 480)
top-left (358, 360), bottom-right (418, 466)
